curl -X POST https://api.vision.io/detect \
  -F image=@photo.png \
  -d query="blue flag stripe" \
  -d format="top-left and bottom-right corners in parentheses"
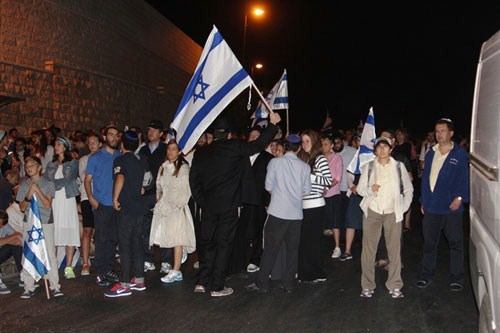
top-left (177, 68), bottom-right (249, 148)
top-left (174, 31), bottom-right (225, 119)
top-left (23, 240), bottom-right (49, 277)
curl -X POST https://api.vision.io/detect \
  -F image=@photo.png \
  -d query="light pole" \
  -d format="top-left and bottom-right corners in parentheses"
top-left (242, 6), bottom-right (264, 67)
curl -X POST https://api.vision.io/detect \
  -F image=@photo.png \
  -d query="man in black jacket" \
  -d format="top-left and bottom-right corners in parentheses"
top-left (190, 112), bottom-right (281, 297)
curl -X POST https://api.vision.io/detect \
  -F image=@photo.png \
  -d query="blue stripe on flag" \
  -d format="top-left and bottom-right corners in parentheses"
top-left (23, 242), bottom-right (49, 277)
top-left (174, 31), bottom-right (225, 118)
top-left (177, 68), bottom-right (248, 148)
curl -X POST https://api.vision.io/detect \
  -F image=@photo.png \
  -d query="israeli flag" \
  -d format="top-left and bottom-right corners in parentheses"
top-left (172, 25), bottom-right (253, 154)
top-left (22, 194), bottom-right (51, 281)
top-left (251, 69), bottom-right (289, 120)
top-left (347, 107), bottom-right (377, 174)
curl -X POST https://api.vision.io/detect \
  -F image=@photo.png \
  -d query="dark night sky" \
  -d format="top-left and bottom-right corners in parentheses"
top-left (145, 0), bottom-right (500, 137)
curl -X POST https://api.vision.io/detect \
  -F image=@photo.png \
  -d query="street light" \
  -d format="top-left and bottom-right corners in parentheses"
top-left (251, 62), bottom-right (263, 77)
top-left (242, 5), bottom-right (265, 67)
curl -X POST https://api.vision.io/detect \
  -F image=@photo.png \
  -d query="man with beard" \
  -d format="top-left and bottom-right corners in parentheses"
top-left (84, 125), bottom-right (122, 286)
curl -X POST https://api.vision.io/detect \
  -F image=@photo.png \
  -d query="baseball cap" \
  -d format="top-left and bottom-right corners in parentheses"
top-left (374, 136), bottom-right (392, 148)
top-left (149, 119), bottom-right (164, 130)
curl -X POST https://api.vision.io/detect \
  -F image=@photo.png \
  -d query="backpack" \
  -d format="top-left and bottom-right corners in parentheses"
top-left (367, 160), bottom-right (404, 195)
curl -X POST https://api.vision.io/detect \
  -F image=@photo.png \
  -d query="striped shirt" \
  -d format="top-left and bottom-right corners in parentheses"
top-left (303, 155), bottom-right (332, 209)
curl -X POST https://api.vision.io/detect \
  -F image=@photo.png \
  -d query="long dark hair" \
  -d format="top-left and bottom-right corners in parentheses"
top-left (298, 129), bottom-right (322, 170)
top-left (160, 139), bottom-right (187, 178)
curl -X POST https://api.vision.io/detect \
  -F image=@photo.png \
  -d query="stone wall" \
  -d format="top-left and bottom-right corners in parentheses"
top-left (0, 0), bottom-right (201, 135)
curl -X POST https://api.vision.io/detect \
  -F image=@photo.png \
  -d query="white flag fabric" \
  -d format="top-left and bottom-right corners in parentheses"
top-left (251, 69), bottom-right (289, 120)
top-left (22, 194), bottom-right (51, 281)
top-left (171, 25), bottom-right (253, 154)
top-left (347, 107), bottom-right (377, 174)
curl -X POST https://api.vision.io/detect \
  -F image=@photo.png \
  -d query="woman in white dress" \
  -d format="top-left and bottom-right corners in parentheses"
top-left (150, 140), bottom-right (195, 283)
top-left (45, 136), bottom-right (80, 279)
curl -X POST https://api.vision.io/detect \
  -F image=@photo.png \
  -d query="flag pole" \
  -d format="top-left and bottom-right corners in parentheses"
top-left (44, 276), bottom-right (50, 299)
top-left (286, 108), bottom-right (289, 135)
top-left (251, 82), bottom-right (274, 115)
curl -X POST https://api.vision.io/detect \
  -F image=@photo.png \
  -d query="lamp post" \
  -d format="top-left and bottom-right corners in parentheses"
top-left (242, 6), bottom-right (264, 67)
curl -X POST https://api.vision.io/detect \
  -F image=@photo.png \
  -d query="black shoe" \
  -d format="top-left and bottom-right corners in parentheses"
top-left (416, 279), bottom-right (430, 288)
top-left (96, 275), bottom-right (111, 287)
top-left (449, 282), bottom-right (463, 292)
top-left (245, 282), bottom-right (268, 293)
top-left (279, 284), bottom-right (296, 293)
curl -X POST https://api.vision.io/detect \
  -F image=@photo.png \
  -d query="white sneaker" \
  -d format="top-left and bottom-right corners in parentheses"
top-left (331, 247), bottom-right (342, 259)
top-left (0, 280), bottom-right (11, 295)
top-left (160, 262), bottom-right (172, 274)
top-left (247, 263), bottom-right (260, 273)
top-left (144, 261), bottom-right (156, 272)
top-left (161, 270), bottom-right (183, 283)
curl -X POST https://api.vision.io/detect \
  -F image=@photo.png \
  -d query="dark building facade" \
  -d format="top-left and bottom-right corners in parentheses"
top-left (0, 0), bottom-right (201, 135)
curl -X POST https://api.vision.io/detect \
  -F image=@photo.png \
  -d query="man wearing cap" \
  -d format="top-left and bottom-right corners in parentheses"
top-left (417, 118), bottom-right (469, 292)
top-left (84, 125), bottom-right (122, 286)
top-left (246, 134), bottom-right (311, 293)
top-left (357, 137), bottom-right (413, 299)
top-left (104, 130), bottom-right (150, 297)
top-left (189, 112), bottom-right (281, 297)
top-left (139, 119), bottom-right (171, 274)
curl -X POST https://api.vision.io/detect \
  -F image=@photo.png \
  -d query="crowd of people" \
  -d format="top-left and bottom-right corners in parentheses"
top-left (0, 114), bottom-right (469, 299)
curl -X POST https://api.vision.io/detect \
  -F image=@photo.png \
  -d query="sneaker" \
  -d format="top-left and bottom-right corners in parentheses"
top-left (20, 290), bottom-right (35, 299)
top-left (161, 270), bottom-right (183, 283)
top-left (52, 289), bottom-right (64, 297)
top-left (130, 278), bottom-right (146, 291)
top-left (338, 252), bottom-right (353, 262)
top-left (105, 271), bottom-right (119, 283)
top-left (246, 263), bottom-right (260, 273)
top-left (360, 288), bottom-right (374, 298)
top-left (181, 248), bottom-right (188, 264)
top-left (64, 267), bottom-right (76, 279)
top-left (323, 229), bottom-right (334, 236)
top-left (194, 284), bottom-right (206, 293)
top-left (331, 247), bottom-right (342, 259)
top-left (144, 261), bottom-right (156, 272)
top-left (416, 279), bottom-right (430, 289)
top-left (210, 286), bottom-right (234, 297)
top-left (104, 283), bottom-right (132, 298)
top-left (389, 288), bottom-right (404, 299)
top-left (96, 275), bottom-right (111, 287)
top-left (81, 264), bottom-right (90, 276)
top-left (160, 262), bottom-right (172, 274)
top-left (0, 281), bottom-right (11, 295)
top-left (449, 282), bottom-right (464, 292)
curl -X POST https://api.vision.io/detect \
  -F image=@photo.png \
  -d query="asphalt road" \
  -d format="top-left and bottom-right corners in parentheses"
top-left (0, 201), bottom-right (478, 333)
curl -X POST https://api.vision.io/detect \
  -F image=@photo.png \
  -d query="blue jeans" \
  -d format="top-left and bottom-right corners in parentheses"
top-left (0, 244), bottom-right (22, 274)
top-left (420, 212), bottom-right (464, 284)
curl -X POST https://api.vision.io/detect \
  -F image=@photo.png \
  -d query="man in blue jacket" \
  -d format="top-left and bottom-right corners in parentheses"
top-left (417, 118), bottom-right (469, 291)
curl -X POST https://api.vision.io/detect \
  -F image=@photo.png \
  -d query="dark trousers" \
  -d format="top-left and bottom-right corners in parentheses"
top-left (196, 208), bottom-right (238, 292)
top-left (117, 213), bottom-right (144, 283)
top-left (142, 195), bottom-right (171, 264)
top-left (256, 215), bottom-right (302, 290)
top-left (93, 205), bottom-right (118, 276)
top-left (298, 206), bottom-right (326, 281)
top-left (0, 244), bottom-right (22, 274)
top-left (421, 212), bottom-right (464, 284)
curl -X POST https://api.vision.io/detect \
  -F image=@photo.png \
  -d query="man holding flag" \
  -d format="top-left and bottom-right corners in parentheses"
top-left (16, 155), bottom-right (62, 299)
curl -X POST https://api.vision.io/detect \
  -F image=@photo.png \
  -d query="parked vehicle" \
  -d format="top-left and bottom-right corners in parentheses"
top-left (469, 28), bottom-right (500, 333)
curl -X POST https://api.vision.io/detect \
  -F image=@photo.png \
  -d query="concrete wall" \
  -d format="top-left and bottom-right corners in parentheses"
top-left (0, 0), bottom-right (202, 135)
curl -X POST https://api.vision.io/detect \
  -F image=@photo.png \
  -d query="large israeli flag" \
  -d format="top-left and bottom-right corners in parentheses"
top-left (347, 107), bottom-right (376, 174)
top-left (251, 69), bottom-right (289, 121)
top-left (22, 194), bottom-right (51, 281)
top-left (172, 25), bottom-right (253, 154)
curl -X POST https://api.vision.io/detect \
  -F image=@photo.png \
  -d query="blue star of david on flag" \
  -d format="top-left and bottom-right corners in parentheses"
top-left (27, 225), bottom-right (45, 245)
top-left (193, 75), bottom-right (210, 103)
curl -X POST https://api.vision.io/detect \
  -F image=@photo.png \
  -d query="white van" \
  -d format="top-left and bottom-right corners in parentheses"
top-left (469, 28), bottom-right (500, 333)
